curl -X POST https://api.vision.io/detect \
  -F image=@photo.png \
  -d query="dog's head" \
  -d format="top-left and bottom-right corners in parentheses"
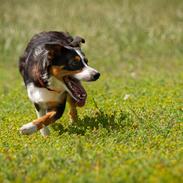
top-left (35, 36), bottom-right (100, 106)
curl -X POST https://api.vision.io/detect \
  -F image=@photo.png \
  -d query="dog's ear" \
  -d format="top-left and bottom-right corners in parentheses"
top-left (45, 43), bottom-right (63, 51)
top-left (69, 36), bottom-right (85, 47)
top-left (45, 42), bottom-right (73, 60)
top-left (30, 43), bottom-right (64, 88)
top-left (45, 43), bottom-right (63, 59)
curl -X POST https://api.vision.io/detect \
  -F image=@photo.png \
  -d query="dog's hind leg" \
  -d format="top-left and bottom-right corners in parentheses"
top-left (20, 103), bottom-right (65, 135)
top-left (67, 95), bottom-right (78, 123)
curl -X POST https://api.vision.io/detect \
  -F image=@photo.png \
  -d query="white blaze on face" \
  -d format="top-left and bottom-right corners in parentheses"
top-left (73, 66), bottom-right (98, 81)
top-left (73, 49), bottom-right (99, 81)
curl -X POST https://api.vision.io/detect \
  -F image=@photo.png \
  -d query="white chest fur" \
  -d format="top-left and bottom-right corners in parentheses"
top-left (27, 77), bottom-right (66, 104)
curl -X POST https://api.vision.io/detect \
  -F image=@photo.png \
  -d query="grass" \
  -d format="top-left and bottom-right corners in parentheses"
top-left (0, 0), bottom-right (183, 182)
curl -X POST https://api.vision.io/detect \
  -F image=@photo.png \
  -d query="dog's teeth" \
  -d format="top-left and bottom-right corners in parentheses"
top-left (81, 94), bottom-right (86, 97)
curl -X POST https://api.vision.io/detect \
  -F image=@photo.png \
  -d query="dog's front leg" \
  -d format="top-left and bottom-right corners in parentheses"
top-left (67, 95), bottom-right (78, 123)
top-left (20, 103), bottom-right (66, 135)
top-left (20, 111), bottom-right (56, 135)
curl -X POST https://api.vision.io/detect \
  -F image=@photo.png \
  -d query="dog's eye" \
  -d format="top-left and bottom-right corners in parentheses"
top-left (71, 60), bottom-right (80, 66)
top-left (68, 60), bottom-right (83, 70)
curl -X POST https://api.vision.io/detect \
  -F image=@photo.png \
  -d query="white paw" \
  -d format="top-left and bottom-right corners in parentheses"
top-left (20, 122), bottom-right (37, 135)
top-left (40, 126), bottom-right (50, 137)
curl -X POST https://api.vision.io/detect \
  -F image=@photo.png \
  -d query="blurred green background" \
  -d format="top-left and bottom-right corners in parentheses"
top-left (0, 0), bottom-right (183, 182)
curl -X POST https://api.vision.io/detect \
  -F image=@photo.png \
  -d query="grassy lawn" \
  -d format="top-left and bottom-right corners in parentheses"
top-left (0, 0), bottom-right (183, 182)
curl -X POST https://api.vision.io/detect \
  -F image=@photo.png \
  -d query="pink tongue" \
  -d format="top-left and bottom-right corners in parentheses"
top-left (69, 80), bottom-right (87, 107)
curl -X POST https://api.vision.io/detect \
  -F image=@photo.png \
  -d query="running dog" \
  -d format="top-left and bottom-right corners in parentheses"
top-left (19, 31), bottom-right (100, 136)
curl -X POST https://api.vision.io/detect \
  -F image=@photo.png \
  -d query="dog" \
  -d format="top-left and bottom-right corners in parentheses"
top-left (19, 31), bottom-right (100, 136)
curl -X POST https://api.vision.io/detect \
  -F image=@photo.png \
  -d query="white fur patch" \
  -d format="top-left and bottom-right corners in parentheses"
top-left (20, 122), bottom-right (37, 135)
top-left (34, 46), bottom-right (43, 56)
top-left (74, 49), bottom-right (99, 81)
top-left (27, 80), bottom-right (65, 104)
top-left (73, 66), bottom-right (98, 81)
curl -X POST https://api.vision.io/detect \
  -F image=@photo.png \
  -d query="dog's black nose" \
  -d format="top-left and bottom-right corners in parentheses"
top-left (93, 72), bottom-right (100, 81)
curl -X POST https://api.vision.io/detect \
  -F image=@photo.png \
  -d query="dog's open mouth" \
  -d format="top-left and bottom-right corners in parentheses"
top-left (63, 76), bottom-right (87, 107)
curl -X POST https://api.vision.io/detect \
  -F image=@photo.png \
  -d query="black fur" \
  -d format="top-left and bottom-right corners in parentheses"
top-left (47, 101), bottom-right (67, 121)
top-left (19, 31), bottom-right (86, 88)
top-left (19, 31), bottom-right (100, 135)
top-left (34, 103), bottom-right (40, 112)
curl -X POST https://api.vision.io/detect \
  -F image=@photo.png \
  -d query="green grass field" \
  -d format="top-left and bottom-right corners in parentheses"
top-left (0, 0), bottom-right (183, 182)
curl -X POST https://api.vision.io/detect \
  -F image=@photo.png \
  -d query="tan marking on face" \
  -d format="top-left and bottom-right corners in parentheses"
top-left (50, 66), bottom-right (63, 79)
top-left (50, 66), bottom-right (82, 80)
top-left (74, 56), bottom-right (81, 62)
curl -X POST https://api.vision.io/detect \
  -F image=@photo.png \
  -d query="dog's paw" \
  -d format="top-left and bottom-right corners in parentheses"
top-left (40, 126), bottom-right (50, 137)
top-left (20, 122), bottom-right (37, 135)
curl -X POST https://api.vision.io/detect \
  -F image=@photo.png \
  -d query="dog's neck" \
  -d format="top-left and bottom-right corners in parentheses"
top-left (48, 76), bottom-right (66, 94)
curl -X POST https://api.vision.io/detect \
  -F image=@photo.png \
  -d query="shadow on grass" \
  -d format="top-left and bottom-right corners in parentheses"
top-left (52, 110), bottom-right (128, 135)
